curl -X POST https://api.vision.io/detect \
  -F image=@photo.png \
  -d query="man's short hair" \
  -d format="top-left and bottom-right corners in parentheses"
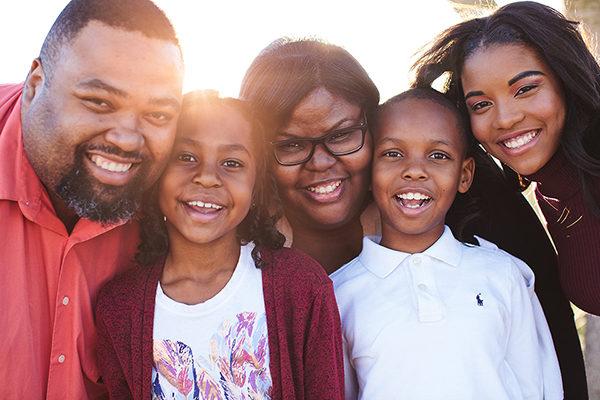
top-left (40, 0), bottom-right (181, 82)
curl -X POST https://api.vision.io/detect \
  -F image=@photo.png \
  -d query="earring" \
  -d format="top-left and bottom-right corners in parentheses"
top-left (163, 216), bottom-right (167, 222)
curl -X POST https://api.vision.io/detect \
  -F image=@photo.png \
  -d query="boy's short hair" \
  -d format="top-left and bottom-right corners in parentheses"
top-left (376, 88), bottom-right (474, 157)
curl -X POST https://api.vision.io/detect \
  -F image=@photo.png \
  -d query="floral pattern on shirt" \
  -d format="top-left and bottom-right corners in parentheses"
top-left (152, 312), bottom-right (271, 400)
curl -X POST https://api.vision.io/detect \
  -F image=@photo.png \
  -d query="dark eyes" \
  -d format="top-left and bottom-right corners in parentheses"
top-left (380, 150), bottom-right (449, 160)
top-left (430, 152), bottom-right (450, 160)
top-left (382, 150), bottom-right (402, 158)
top-left (176, 154), bottom-right (243, 168)
top-left (471, 101), bottom-right (491, 111)
top-left (222, 160), bottom-right (243, 168)
top-left (470, 84), bottom-right (539, 112)
top-left (178, 154), bottom-right (197, 162)
top-left (84, 98), bottom-right (111, 109)
top-left (148, 112), bottom-right (172, 122)
top-left (515, 84), bottom-right (537, 96)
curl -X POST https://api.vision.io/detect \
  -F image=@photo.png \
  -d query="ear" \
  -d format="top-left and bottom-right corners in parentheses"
top-left (458, 156), bottom-right (475, 194)
top-left (22, 58), bottom-right (46, 112)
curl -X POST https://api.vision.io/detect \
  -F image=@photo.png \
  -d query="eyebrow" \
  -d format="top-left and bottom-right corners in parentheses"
top-left (177, 137), bottom-right (251, 155)
top-left (277, 114), bottom-right (363, 139)
top-left (376, 137), bottom-right (454, 148)
top-left (508, 70), bottom-right (546, 86)
top-left (464, 70), bottom-right (547, 101)
top-left (75, 79), bottom-right (128, 98)
top-left (149, 96), bottom-right (181, 111)
top-left (464, 90), bottom-right (484, 101)
top-left (76, 78), bottom-right (181, 111)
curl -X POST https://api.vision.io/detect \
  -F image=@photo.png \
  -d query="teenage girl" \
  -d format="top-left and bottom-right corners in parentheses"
top-left (412, 2), bottom-right (596, 395)
top-left (96, 90), bottom-right (344, 400)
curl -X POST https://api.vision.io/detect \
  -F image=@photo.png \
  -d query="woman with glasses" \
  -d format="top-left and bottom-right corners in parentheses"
top-left (240, 37), bottom-right (379, 274)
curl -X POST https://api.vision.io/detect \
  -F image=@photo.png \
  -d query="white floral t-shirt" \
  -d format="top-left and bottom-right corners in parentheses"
top-left (151, 244), bottom-right (271, 399)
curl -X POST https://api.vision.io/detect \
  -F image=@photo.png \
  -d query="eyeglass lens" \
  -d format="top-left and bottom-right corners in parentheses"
top-left (274, 128), bottom-right (365, 165)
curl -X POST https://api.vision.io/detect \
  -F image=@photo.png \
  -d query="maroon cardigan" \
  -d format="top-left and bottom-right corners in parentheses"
top-left (96, 246), bottom-right (344, 399)
top-left (528, 149), bottom-right (600, 315)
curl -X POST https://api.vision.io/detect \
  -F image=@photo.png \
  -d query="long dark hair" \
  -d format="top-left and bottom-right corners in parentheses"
top-left (240, 37), bottom-right (380, 134)
top-left (411, 1), bottom-right (600, 216)
top-left (135, 90), bottom-right (285, 267)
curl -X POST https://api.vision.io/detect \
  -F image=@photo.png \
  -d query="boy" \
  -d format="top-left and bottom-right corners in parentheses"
top-left (330, 89), bottom-right (562, 400)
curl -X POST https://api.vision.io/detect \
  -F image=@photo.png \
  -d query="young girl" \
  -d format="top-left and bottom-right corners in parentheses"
top-left (331, 89), bottom-right (561, 399)
top-left (96, 90), bottom-right (344, 400)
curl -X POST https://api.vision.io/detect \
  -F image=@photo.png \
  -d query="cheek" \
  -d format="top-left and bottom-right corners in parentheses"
top-left (270, 161), bottom-right (298, 192)
top-left (157, 171), bottom-right (177, 212)
top-left (468, 114), bottom-right (489, 143)
top-left (148, 126), bottom-right (176, 163)
top-left (347, 147), bottom-right (373, 186)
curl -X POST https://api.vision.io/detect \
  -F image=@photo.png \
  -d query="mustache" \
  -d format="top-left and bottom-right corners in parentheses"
top-left (82, 143), bottom-right (148, 161)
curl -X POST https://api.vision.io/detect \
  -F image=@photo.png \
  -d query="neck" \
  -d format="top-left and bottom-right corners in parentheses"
top-left (48, 189), bottom-right (80, 234)
top-left (288, 214), bottom-right (364, 275)
top-left (161, 230), bottom-right (241, 305)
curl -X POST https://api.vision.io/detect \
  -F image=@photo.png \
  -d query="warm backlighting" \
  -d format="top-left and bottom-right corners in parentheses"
top-left (1, 0), bottom-right (563, 101)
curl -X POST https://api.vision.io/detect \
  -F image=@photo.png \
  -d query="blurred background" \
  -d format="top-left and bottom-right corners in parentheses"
top-left (1, 0), bottom-right (599, 396)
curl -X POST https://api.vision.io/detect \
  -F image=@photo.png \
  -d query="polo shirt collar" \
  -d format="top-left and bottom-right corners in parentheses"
top-left (359, 226), bottom-right (463, 278)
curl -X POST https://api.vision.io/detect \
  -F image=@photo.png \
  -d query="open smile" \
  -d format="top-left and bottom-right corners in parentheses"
top-left (307, 179), bottom-right (342, 194)
top-left (186, 200), bottom-right (224, 211)
top-left (85, 153), bottom-right (141, 186)
top-left (394, 191), bottom-right (432, 209)
top-left (90, 154), bottom-right (134, 172)
top-left (304, 179), bottom-right (344, 203)
top-left (501, 129), bottom-right (539, 150)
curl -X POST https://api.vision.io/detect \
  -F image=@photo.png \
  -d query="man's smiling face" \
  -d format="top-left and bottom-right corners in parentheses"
top-left (21, 21), bottom-right (184, 224)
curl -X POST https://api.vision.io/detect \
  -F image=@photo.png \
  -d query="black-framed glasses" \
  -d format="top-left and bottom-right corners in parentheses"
top-left (270, 114), bottom-right (368, 166)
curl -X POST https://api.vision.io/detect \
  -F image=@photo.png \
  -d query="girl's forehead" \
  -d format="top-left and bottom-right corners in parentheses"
top-left (178, 107), bottom-right (253, 145)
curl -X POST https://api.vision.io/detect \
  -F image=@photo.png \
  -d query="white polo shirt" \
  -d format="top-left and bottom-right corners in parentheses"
top-left (331, 226), bottom-right (562, 400)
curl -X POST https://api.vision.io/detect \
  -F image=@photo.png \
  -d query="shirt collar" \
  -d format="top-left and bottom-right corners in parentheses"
top-left (359, 226), bottom-right (463, 278)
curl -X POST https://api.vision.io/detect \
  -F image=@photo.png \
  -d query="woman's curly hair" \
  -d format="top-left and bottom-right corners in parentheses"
top-left (135, 90), bottom-right (285, 267)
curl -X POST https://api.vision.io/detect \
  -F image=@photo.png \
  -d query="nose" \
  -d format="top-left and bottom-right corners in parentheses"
top-left (304, 143), bottom-right (336, 172)
top-left (104, 115), bottom-right (145, 153)
top-left (192, 163), bottom-right (222, 188)
top-left (492, 100), bottom-right (524, 130)
top-left (402, 156), bottom-right (428, 181)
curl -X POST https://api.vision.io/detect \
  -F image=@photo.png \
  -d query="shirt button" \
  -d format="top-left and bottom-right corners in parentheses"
top-left (413, 258), bottom-right (421, 266)
top-left (58, 355), bottom-right (66, 363)
top-left (62, 297), bottom-right (69, 306)
top-left (418, 284), bottom-right (427, 291)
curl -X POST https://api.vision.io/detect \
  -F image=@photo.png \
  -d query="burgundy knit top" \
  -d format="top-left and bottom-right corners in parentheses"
top-left (96, 246), bottom-right (344, 399)
top-left (528, 149), bottom-right (600, 315)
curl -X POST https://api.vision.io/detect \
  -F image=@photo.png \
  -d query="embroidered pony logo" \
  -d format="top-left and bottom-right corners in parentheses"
top-left (476, 293), bottom-right (484, 306)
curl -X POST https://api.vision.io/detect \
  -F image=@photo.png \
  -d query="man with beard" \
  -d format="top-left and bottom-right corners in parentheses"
top-left (0, 0), bottom-right (184, 398)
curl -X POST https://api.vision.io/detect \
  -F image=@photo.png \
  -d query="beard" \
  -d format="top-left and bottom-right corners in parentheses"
top-left (54, 145), bottom-right (150, 225)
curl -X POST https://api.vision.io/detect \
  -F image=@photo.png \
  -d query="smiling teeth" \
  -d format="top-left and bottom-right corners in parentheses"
top-left (397, 192), bottom-right (430, 201)
top-left (395, 192), bottom-right (431, 208)
top-left (308, 180), bottom-right (341, 194)
top-left (187, 200), bottom-right (223, 210)
top-left (503, 130), bottom-right (538, 149)
top-left (90, 155), bottom-right (132, 172)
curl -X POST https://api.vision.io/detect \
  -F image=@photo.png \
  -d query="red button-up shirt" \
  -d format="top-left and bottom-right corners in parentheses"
top-left (0, 83), bottom-right (139, 399)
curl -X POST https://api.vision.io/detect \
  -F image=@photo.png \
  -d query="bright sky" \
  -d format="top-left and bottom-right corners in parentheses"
top-left (1, 0), bottom-right (562, 102)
